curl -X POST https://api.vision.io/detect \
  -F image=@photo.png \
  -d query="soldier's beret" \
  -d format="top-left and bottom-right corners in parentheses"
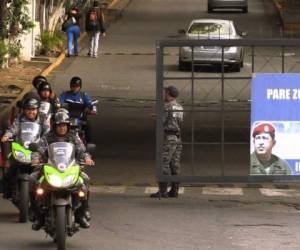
top-left (252, 123), bottom-right (275, 138)
top-left (165, 85), bottom-right (179, 98)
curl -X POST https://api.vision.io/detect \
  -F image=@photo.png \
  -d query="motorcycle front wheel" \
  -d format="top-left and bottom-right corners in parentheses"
top-left (55, 206), bottom-right (67, 250)
top-left (19, 180), bottom-right (29, 223)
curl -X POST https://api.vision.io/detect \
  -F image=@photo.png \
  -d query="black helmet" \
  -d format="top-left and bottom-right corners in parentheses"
top-left (70, 76), bottom-right (82, 88)
top-left (38, 81), bottom-right (52, 94)
top-left (22, 98), bottom-right (40, 109)
top-left (165, 85), bottom-right (179, 98)
top-left (54, 111), bottom-right (70, 125)
top-left (32, 75), bottom-right (47, 90)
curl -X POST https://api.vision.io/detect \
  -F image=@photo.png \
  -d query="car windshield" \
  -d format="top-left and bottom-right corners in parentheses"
top-left (188, 22), bottom-right (232, 36)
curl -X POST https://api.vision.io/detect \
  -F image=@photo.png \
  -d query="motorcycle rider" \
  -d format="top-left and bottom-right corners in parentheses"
top-left (59, 76), bottom-right (97, 143)
top-left (37, 81), bottom-right (61, 115)
top-left (30, 110), bottom-right (94, 230)
top-left (1, 98), bottom-right (50, 200)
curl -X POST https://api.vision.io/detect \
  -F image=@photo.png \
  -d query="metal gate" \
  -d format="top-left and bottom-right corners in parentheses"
top-left (156, 38), bottom-right (300, 184)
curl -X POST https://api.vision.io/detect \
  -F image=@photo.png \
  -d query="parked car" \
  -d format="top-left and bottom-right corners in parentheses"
top-left (178, 19), bottom-right (246, 72)
top-left (208, 0), bottom-right (248, 13)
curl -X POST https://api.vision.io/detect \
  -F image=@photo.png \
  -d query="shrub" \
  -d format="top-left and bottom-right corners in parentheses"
top-left (0, 40), bottom-right (8, 59)
top-left (8, 40), bottom-right (22, 58)
top-left (39, 30), bottom-right (66, 56)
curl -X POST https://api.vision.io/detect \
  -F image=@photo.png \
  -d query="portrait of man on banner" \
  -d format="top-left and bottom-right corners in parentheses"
top-left (251, 73), bottom-right (300, 176)
top-left (250, 122), bottom-right (291, 175)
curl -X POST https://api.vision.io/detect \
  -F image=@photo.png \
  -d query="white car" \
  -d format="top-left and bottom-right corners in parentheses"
top-left (178, 19), bottom-right (245, 72)
top-left (208, 0), bottom-right (248, 13)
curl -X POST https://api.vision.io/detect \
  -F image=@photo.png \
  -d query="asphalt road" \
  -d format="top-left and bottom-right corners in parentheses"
top-left (1, 187), bottom-right (300, 250)
top-left (47, 0), bottom-right (300, 183)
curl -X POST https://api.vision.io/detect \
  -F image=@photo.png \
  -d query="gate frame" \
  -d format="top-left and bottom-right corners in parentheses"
top-left (156, 38), bottom-right (300, 183)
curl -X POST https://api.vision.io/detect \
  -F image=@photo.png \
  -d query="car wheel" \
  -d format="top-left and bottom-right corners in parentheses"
top-left (242, 7), bottom-right (248, 13)
top-left (208, 5), bottom-right (213, 13)
top-left (232, 63), bottom-right (241, 72)
top-left (179, 59), bottom-right (189, 71)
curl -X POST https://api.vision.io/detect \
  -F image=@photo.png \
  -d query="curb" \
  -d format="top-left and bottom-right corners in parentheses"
top-left (89, 182), bottom-right (300, 189)
top-left (0, 32), bottom-right (87, 119)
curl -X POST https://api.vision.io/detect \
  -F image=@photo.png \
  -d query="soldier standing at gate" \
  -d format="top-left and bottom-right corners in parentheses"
top-left (151, 86), bottom-right (183, 198)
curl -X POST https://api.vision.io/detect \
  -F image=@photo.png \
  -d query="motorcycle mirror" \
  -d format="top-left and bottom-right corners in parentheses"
top-left (29, 142), bottom-right (38, 151)
top-left (86, 143), bottom-right (96, 153)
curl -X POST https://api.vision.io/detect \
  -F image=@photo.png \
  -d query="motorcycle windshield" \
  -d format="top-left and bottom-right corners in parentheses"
top-left (66, 102), bottom-right (85, 118)
top-left (17, 122), bottom-right (41, 148)
top-left (40, 101), bottom-right (51, 115)
top-left (48, 142), bottom-right (75, 172)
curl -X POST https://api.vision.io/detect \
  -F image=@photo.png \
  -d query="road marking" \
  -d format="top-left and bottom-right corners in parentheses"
top-left (259, 188), bottom-right (299, 197)
top-left (91, 186), bottom-right (126, 194)
top-left (145, 187), bottom-right (185, 194)
top-left (202, 187), bottom-right (243, 196)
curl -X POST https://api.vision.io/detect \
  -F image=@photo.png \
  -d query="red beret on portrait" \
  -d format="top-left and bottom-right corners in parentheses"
top-left (252, 123), bottom-right (275, 138)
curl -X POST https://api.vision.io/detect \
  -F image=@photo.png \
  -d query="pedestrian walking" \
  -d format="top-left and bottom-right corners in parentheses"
top-left (63, 6), bottom-right (81, 57)
top-left (151, 86), bottom-right (184, 198)
top-left (85, 0), bottom-right (106, 58)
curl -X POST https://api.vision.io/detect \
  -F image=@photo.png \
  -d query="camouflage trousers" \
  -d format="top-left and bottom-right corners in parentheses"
top-left (162, 136), bottom-right (183, 175)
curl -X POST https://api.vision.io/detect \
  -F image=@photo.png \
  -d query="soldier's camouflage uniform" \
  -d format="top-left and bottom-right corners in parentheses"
top-left (162, 100), bottom-right (183, 175)
top-left (250, 152), bottom-right (292, 175)
top-left (2, 113), bottom-right (50, 198)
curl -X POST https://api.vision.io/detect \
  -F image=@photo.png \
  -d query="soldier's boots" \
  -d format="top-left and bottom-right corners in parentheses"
top-left (150, 182), bottom-right (168, 198)
top-left (168, 182), bottom-right (180, 198)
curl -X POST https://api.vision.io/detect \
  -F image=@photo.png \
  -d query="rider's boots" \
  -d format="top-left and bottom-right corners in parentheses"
top-left (75, 200), bottom-right (90, 229)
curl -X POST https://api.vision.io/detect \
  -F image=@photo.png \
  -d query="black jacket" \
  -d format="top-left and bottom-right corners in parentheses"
top-left (85, 7), bottom-right (106, 33)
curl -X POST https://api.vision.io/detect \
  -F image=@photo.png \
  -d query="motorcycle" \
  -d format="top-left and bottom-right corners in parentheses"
top-left (6, 122), bottom-right (41, 222)
top-left (34, 142), bottom-right (86, 250)
top-left (62, 100), bottom-right (98, 145)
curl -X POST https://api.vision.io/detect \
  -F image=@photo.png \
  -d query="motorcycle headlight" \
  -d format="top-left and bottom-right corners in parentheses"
top-left (48, 174), bottom-right (62, 187)
top-left (15, 151), bottom-right (26, 162)
top-left (63, 175), bottom-right (76, 187)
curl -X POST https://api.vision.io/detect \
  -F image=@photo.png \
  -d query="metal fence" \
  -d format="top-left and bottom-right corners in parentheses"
top-left (156, 38), bottom-right (300, 184)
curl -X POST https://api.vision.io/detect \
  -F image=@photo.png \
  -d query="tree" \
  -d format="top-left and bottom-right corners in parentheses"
top-left (0, 0), bottom-right (34, 67)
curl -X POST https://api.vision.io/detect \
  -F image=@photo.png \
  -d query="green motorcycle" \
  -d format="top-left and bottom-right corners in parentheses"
top-left (7, 122), bottom-right (41, 223)
top-left (34, 142), bottom-right (86, 250)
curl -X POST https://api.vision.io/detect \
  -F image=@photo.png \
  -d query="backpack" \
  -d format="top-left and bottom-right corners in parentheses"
top-left (89, 8), bottom-right (98, 25)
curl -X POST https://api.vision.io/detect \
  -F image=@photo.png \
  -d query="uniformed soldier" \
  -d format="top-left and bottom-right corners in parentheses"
top-left (151, 86), bottom-right (183, 198)
top-left (250, 122), bottom-right (291, 175)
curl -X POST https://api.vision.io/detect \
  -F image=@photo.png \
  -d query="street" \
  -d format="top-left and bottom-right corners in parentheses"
top-left (48, 0), bottom-right (300, 184)
top-left (1, 0), bottom-right (300, 249)
top-left (1, 186), bottom-right (300, 250)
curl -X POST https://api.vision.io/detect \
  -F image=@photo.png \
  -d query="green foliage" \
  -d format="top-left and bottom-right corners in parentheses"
top-left (39, 30), bottom-right (66, 55)
top-left (0, 40), bottom-right (8, 59)
top-left (1, 0), bottom-right (34, 38)
top-left (8, 39), bottom-right (21, 57)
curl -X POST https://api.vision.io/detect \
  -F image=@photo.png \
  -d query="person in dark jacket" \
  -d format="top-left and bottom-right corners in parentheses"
top-left (85, 0), bottom-right (106, 58)
top-left (64, 6), bottom-right (81, 57)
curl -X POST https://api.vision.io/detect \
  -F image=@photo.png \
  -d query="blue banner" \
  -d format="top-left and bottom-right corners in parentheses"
top-left (251, 73), bottom-right (300, 175)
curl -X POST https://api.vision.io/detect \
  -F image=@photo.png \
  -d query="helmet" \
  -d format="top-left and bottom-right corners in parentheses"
top-left (32, 75), bottom-right (47, 90)
top-left (70, 76), bottom-right (82, 88)
top-left (165, 85), bottom-right (179, 98)
top-left (38, 81), bottom-right (52, 94)
top-left (54, 111), bottom-right (70, 125)
top-left (56, 108), bottom-right (69, 116)
top-left (22, 98), bottom-right (40, 109)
